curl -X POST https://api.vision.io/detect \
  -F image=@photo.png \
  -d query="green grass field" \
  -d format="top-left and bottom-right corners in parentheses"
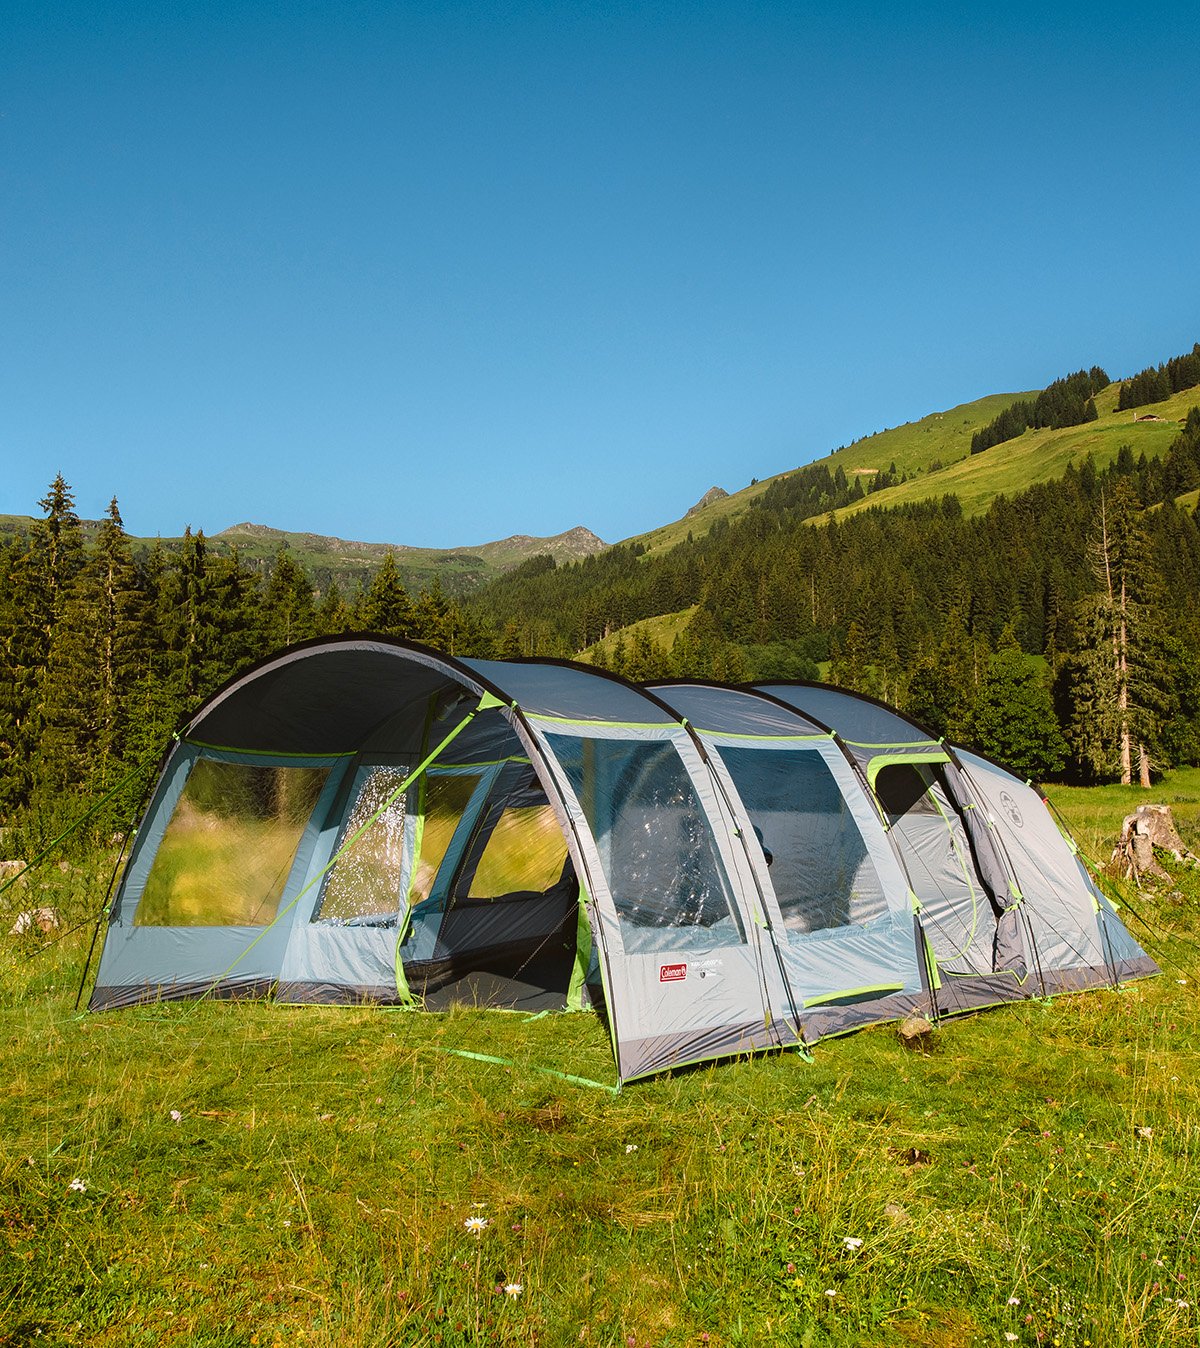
top-left (2, 774), bottom-right (1199, 1346)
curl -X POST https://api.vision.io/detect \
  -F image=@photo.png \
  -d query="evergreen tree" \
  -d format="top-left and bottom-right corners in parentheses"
top-left (358, 552), bottom-right (417, 636)
top-left (261, 546), bottom-right (317, 649)
top-left (965, 641), bottom-right (1067, 781)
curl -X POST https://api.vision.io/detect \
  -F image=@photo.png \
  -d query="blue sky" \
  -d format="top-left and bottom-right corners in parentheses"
top-left (3, 1), bottom-right (1198, 547)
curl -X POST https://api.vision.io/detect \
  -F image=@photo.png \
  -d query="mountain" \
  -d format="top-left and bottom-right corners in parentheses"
top-left (0, 515), bottom-right (608, 596)
top-left (205, 521), bottom-right (607, 594)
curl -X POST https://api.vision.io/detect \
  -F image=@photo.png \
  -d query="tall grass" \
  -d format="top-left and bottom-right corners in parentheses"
top-left (1, 784), bottom-right (1198, 1345)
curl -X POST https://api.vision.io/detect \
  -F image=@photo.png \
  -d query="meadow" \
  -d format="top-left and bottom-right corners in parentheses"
top-left (2, 775), bottom-right (1198, 1346)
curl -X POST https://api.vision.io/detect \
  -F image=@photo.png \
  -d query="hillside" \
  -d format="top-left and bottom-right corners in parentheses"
top-left (624, 382), bottom-right (1196, 554)
top-left (627, 390), bottom-right (1035, 556)
top-left (822, 382), bottom-right (1197, 523)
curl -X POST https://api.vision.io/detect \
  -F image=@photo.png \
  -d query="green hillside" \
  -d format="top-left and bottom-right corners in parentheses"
top-left (824, 384), bottom-right (1198, 523)
top-left (578, 607), bottom-right (697, 664)
top-left (629, 390), bottom-right (1034, 556)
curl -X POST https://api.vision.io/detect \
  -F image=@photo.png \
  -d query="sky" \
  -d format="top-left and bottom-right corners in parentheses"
top-left (2, 1), bottom-right (1198, 549)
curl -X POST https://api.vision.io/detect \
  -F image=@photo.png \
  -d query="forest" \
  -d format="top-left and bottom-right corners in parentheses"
top-left (2, 397), bottom-right (1200, 854)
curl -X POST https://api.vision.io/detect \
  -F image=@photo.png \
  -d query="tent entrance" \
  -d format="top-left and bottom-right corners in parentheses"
top-left (873, 762), bottom-right (1001, 979)
top-left (401, 760), bottom-right (587, 1013)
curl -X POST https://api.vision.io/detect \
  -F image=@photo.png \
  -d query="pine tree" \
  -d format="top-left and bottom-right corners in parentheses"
top-left (965, 640), bottom-right (1068, 781)
top-left (261, 546), bottom-right (317, 649)
top-left (358, 552), bottom-right (417, 636)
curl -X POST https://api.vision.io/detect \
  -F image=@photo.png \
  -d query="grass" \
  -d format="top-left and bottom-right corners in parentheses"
top-left (2, 779), bottom-right (1200, 1345)
top-left (823, 385), bottom-right (1200, 525)
top-left (579, 609), bottom-right (699, 664)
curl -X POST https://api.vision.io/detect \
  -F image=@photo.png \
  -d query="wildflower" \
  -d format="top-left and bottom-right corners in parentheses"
top-left (824, 1289), bottom-right (837, 1298)
top-left (68, 1178), bottom-right (87, 1193)
top-left (786, 1262), bottom-right (796, 1273)
top-left (464, 1216), bottom-right (488, 1236)
top-left (503, 1282), bottom-right (522, 1298)
top-left (1137, 1126), bottom-right (1153, 1139)
top-left (170, 1109), bottom-right (183, 1123)
top-left (625, 1143), bottom-right (638, 1154)
top-left (1178, 1299), bottom-right (1190, 1309)
top-left (1004, 1336), bottom-right (1018, 1343)
top-left (842, 1236), bottom-right (863, 1251)
top-left (1008, 1296), bottom-right (1021, 1305)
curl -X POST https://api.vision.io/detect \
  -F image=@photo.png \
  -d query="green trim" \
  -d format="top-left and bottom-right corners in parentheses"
top-left (529, 713), bottom-right (677, 732)
top-left (924, 933), bottom-right (942, 991)
top-left (691, 728), bottom-right (834, 744)
top-left (802, 982), bottom-right (906, 1009)
top-left (393, 910), bottom-right (415, 1006)
top-left (843, 739), bottom-right (943, 751)
top-left (423, 1046), bottom-right (620, 1094)
top-left (474, 690), bottom-right (511, 712)
top-left (908, 888), bottom-right (921, 914)
top-left (865, 750), bottom-right (951, 791)
top-left (428, 757), bottom-right (531, 771)
top-left (566, 882), bottom-right (593, 1012)
top-left (182, 739), bottom-right (354, 759)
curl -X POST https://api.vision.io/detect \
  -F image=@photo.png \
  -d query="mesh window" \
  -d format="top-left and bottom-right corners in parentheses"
top-left (874, 763), bottom-right (939, 820)
top-left (136, 758), bottom-right (329, 927)
top-left (408, 771), bottom-right (483, 905)
top-left (313, 766), bottom-right (409, 924)
top-left (721, 747), bottom-right (888, 934)
top-left (467, 804), bottom-right (569, 899)
top-left (547, 734), bottom-right (744, 953)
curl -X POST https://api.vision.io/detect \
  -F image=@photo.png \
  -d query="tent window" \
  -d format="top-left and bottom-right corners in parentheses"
top-left (874, 763), bottom-right (939, 821)
top-left (466, 803), bottom-right (569, 899)
top-left (547, 734), bottom-right (745, 953)
top-left (136, 758), bottom-right (329, 927)
top-left (408, 770), bottom-right (483, 906)
top-left (720, 747), bottom-right (888, 933)
top-left (313, 766), bottom-right (409, 924)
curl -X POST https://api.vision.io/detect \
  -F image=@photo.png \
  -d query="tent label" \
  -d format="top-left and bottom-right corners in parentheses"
top-left (659, 962), bottom-right (687, 983)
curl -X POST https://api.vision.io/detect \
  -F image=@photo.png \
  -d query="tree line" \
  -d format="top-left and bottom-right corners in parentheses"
top-left (1117, 343), bottom-right (1200, 412)
top-left (969, 367), bottom-right (1109, 455)
top-left (4, 409), bottom-right (1200, 849)
top-left (0, 482), bottom-right (498, 846)
top-left (473, 409), bottom-right (1200, 785)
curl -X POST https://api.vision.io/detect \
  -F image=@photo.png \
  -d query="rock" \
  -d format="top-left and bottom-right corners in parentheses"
top-left (898, 1015), bottom-right (936, 1050)
top-left (1111, 804), bottom-right (1198, 883)
top-left (9, 907), bottom-right (60, 935)
top-left (0, 859), bottom-right (28, 887)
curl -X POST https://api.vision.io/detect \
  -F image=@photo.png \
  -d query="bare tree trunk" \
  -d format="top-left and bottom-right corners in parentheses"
top-left (1138, 742), bottom-right (1151, 789)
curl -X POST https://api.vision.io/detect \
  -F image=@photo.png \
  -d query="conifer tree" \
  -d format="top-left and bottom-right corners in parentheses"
top-left (358, 552), bottom-right (417, 636)
top-left (965, 638), bottom-right (1067, 781)
top-left (262, 546), bottom-right (317, 649)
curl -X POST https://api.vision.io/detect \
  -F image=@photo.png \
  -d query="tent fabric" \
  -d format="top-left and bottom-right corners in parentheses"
top-left (90, 643), bottom-right (1157, 1083)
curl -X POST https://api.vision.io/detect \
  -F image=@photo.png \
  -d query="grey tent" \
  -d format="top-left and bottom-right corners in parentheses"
top-left (756, 681), bottom-right (1157, 1021)
top-left (90, 642), bottom-right (1156, 1083)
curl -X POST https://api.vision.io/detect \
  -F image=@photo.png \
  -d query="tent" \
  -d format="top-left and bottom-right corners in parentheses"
top-left (90, 640), bottom-right (1156, 1083)
top-left (755, 682), bottom-right (1157, 1021)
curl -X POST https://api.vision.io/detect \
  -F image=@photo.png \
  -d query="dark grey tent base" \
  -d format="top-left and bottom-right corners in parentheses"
top-left (91, 977), bottom-right (280, 1011)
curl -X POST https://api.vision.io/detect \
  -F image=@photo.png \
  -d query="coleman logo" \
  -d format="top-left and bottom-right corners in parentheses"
top-left (659, 963), bottom-right (687, 983)
top-left (999, 789), bottom-right (1024, 829)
